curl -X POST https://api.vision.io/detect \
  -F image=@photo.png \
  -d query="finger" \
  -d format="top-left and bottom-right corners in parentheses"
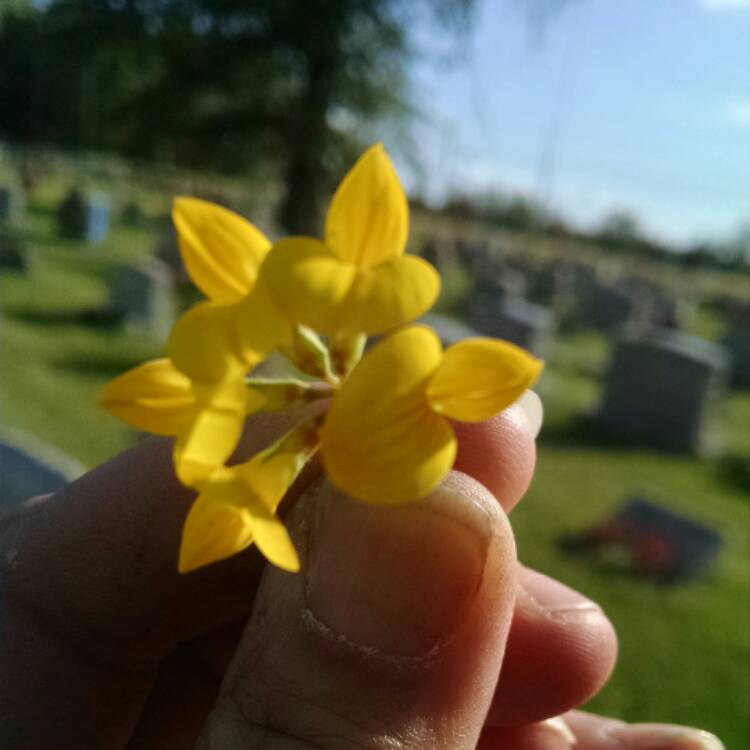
top-left (453, 398), bottom-right (537, 512)
top-left (198, 472), bottom-right (517, 749)
top-left (564, 710), bottom-right (725, 749)
top-left (487, 567), bottom-right (618, 726)
top-left (478, 718), bottom-right (577, 749)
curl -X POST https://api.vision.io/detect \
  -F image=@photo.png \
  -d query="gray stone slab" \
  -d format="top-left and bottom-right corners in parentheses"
top-left (470, 295), bottom-right (554, 357)
top-left (421, 313), bottom-right (482, 347)
top-left (0, 185), bottom-right (25, 223)
top-left (57, 189), bottom-right (109, 243)
top-left (109, 259), bottom-right (175, 339)
top-left (723, 327), bottom-right (750, 388)
top-left (597, 329), bottom-right (729, 453)
top-left (0, 228), bottom-right (29, 271)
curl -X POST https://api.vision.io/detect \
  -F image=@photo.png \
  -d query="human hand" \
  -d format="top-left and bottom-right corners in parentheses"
top-left (0, 405), bottom-right (723, 748)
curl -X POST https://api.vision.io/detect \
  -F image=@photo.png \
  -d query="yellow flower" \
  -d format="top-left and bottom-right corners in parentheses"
top-left (260, 144), bottom-right (440, 339)
top-left (178, 417), bottom-right (321, 573)
top-left (100, 147), bottom-right (542, 576)
top-left (99, 358), bottom-right (265, 486)
top-left (320, 325), bottom-right (543, 504)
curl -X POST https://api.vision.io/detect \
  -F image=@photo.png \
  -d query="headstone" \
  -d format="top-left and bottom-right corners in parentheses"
top-left (470, 295), bottom-right (554, 357)
top-left (723, 328), bottom-right (750, 388)
top-left (421, 313), bottom-right (482, 347)
top-left (154, 221), bottom-right (190, 285)
top-left (588, 282), bottom-right (637, 330)
top-left (109, 259), bottom-right (175, 339)
top-left (57, 189), bottom-right (109, 243)
top-left (616, 276), bottom-right (681, 329)
top-left (0, 184), bottom-right (24, 223)
top-left (121, 200), bottom-right (144, 227)
top-left (0, 227), bottom-right (29, 271)
top-left (596, 329), bottom-right (729, 453)
top-left (419, 236), bottom-right (455, 274)
top-left (560, 497), bottom-right (722, 584)
top-left (0, 430), bottom-right (85, 511)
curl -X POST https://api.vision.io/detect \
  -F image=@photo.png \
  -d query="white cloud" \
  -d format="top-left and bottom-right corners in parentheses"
top-left (699, 0), bottom-right (750, 10)
top-left (725, 98), bottom-right (750, 126)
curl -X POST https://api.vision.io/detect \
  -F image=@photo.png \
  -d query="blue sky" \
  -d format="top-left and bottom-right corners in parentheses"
top-left (396, 0), bottom-right (750, 247)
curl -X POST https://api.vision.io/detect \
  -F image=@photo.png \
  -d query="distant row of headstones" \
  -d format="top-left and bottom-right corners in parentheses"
top-left (421, 234), bottom-right (749, 456)
top-left (422, 234), bottom-right (749, 385)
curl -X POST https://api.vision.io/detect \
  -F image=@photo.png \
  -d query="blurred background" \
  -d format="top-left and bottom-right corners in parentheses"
top-left (0, 0), bottom-right (748, 744)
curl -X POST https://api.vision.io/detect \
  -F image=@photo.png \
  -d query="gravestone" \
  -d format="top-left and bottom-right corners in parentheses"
top-left (0, 430), bottom-right (84, 511)
top-left (596, 329), bottom-right (729, 453)
top-left (421, 313), bottom-right (482, 346)
top-left (616, 276), bottom-right (681, 329)
top-left (470, 294), bottom-right (553, 357)
top-left (0, 184), bottom-right (24, 223)
top-left (109, 259), bottom-right (175, 339)
top-left (121, 200), bottom-right (144, 227)
top-left (0, 227), bottom-right (29, 271)
top-left (723, 328), bottom-right (750, 388)
top-left (560, 497), bottom-right (722, 584)
top-left (154, 221), bottom-right (190, 285)
top-left (57, 189), bottom-right (109, 243)
top-left (419, 236), bottom-right (455, 274)
top-left (588, 282), bottom-right (637, 330)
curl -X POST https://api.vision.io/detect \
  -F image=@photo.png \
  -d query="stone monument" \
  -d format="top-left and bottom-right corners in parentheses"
top-left (596, 329), bottom-right (729, 453)
top-left (109, 259), bottom-right (175, 339)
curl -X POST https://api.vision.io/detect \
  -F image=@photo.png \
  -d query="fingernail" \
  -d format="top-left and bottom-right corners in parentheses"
top-left (519, 567), bottom-right (601, 622)
top-left (607, 724), bottom-right (725, 749)
top-left (305, 479), bottom-right (494, 658)
top-left (516, 390), bottom-right (543, 438)
top-left (542, 717), bottom-right (577, 745)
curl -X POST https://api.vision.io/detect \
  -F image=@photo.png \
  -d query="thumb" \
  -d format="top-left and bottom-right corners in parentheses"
top-left (198, 471), bottom-right (517, 750)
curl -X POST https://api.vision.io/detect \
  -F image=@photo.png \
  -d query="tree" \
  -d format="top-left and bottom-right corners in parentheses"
top-left (0, 0), bottom-right (475, 233)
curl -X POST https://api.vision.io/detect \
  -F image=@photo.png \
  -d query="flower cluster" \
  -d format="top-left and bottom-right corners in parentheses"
top-left (100, 144), bottom-right (542, 574)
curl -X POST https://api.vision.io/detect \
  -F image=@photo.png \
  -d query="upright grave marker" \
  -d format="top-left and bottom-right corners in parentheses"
top-left (109, 259), bottom-right (175, 339)
top-left (597, 329), bottom-right (729, 453)
top-left (57, 188), bottom-right (109, 244)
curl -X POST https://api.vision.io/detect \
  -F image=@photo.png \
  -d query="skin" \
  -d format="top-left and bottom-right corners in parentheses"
top-left (0, 406), bottom-right (720, 749)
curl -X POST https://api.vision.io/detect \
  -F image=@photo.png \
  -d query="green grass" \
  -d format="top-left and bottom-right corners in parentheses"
top-left (1, 180), bottom-right (748, 747)
top-left (516, 335), bottom-right (749, 746)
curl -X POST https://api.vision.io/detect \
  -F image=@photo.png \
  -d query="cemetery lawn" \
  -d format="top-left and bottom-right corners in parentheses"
top-left (1, 188), bottom-right (748, 748)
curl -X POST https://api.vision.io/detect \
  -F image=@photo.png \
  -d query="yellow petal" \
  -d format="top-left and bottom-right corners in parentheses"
top-left (168, 286), bottom-right (290, 384)
top-left (325, 143), bottom-right (408, 267)
top-left (178, 476), bottom-right (255, 573)
top-left (335, 255), bottom-right (440, 336)
top-left (173, 197), bottom-right (270, 302)
top-left (232, 416), bottom-right (321, 510)
top-left (321, 326), bottom-right (456, 504)
top-left (168, 301), bottom-right (249, 383)
top-left (178, 421), bottom-right (319, 571)
top-left (243, 496), bottom-right (300, 572)
top-left (235, 279), bottom-right (294, 355)
top-left (98, 358), bottom-right (194, 435)
top-left (173, 381), bottom-right (248, 487)
top-left (260, 237), bottom-right (356, 334)
top-left (426, 338), bottom-right (543, 422)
